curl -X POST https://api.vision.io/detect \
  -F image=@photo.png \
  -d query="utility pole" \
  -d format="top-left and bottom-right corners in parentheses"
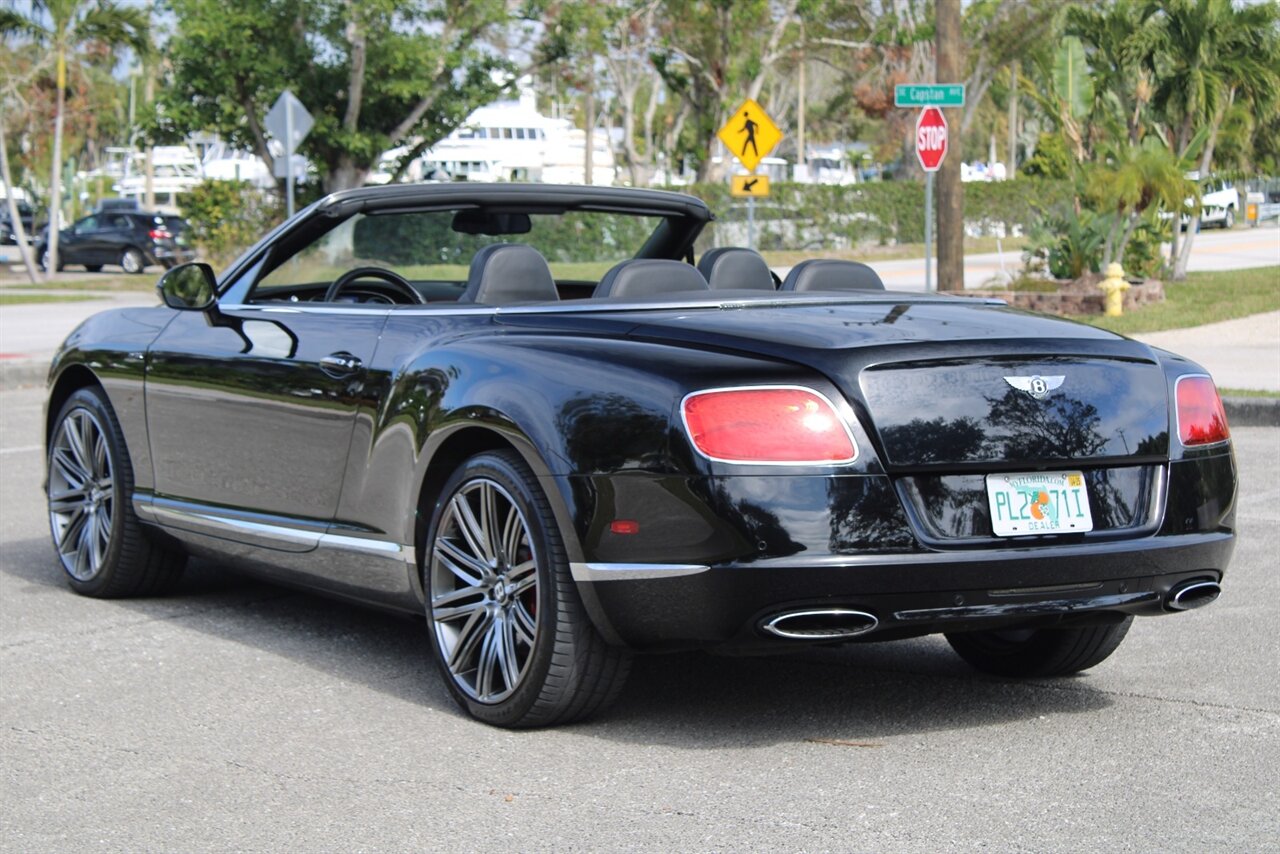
top-left (1007, 60), bottom-right (1019, 178)
top-left (584, 62), bottom-right (595, 185)
top-left (935, 0), bottom-right (964, 291)
top-left (797, 23), bottom-right (806, 177)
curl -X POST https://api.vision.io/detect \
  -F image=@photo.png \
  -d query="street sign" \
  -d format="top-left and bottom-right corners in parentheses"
top-left (265, 90), bottom-right (313, 151)
top-left (717, 99), bottom-right (783, 173)
top-left (731, 174), bottom-right (770, 198)
top-left (265, 90), bottom-right (314, 220)
top-left (895, 84), bottom-right (965, 108)
top-left (915, 107), bottom-right (948, 172)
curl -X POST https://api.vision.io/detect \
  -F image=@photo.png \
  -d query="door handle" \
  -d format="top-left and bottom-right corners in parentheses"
top-left (319, 352), bottom-right (363, 378)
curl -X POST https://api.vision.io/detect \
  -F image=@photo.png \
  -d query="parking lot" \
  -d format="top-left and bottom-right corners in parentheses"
top-left (1, 383), bottom-right (1277, 851)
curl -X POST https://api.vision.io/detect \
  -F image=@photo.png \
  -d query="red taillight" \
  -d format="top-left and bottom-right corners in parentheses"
top-left (1176, 375), bottom-right (1230, 446)
top-left (681, 386), bottom-right (857, 464)
top-left (148, 228), bottom-right (172, 240)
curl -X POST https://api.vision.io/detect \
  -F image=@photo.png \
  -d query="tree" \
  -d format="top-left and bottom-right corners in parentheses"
top-left (153, 0), bottom-right (539, 193)
top-left (1085, 136), bottom-right (1191, 270)
top-left (650, 0), bottom-right (801, 182)
top-left (1, 1), bottom-right (149, 274)
top-left (1144, 0), bottom-right (1280, 278)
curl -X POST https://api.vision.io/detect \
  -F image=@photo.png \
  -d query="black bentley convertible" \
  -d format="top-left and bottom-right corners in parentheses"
top-left (44, 184), bottom-right (1235, 727)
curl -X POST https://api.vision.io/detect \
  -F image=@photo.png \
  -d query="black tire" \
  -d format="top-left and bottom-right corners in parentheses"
top-left (945, 617), bottom-right (1132, 678)
top-left (120, 247), bottom-right (146, 274)
top-left (47, 386), bottom-right (185, 597)
top-left (424, 449), bottom-right (631, 727)
top-left (84, 264), bottom-right (103, 273)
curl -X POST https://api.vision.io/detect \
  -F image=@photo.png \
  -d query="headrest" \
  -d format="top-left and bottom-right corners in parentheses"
top-left (593, 259), bottom-right (710, 299)
top-left (696, 247), bottom-right (776, 290)
top-left (459, 243), bottom-right (559, 305)
top-left (780, 259), bottom-right (886, 292)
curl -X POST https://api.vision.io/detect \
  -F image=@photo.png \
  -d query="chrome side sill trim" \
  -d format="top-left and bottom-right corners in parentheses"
top-left (570, 562), bottom-right (710, 582)
top-left (149, 502), bottom-right (413, 564)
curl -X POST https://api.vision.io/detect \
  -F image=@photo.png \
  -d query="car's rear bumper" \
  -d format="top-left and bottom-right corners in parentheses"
top-left (572, 532), bottom-right (1231, 650)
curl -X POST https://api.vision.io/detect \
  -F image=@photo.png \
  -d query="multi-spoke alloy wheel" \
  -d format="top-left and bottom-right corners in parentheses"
top-left (430, 477), bottom-right (540, 703)
top-left (425, 450), bottom-right (631, 728)
top-left (49, 407), bottom-right (115, 582)
top-left (46, 387), bottom-right (185, 597)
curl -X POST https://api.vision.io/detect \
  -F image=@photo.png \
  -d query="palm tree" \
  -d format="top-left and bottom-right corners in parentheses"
top-left (1143, 0), bottom-right (1280, 278)
top-left (1, 1), bottom-right (149, 275)
top-left (1086, 136), bottom-right (1194, 271)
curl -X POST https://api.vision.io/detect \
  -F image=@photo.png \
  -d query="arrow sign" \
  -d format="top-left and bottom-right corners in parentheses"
top-left (731, 174), bottom-right (770, 198)
top-left (915, 106), bottom-right (948, 172)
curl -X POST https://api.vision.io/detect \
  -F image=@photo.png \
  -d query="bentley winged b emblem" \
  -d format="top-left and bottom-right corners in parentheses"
top-left (1004, 375), bottom-right (1065, 400)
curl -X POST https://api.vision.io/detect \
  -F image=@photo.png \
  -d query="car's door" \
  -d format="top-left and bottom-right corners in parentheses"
top-left (60, 214), bottom-right (99, 264)
top-left (144, 302), bottom-right (389, 548)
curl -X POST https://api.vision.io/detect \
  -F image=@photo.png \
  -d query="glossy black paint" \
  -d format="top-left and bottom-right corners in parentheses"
top-left (44, 184), bottom-right (1237, 654)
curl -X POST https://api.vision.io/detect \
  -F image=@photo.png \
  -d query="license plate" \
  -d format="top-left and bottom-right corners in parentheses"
top-left (986, 471), bottom-right (1093, 537)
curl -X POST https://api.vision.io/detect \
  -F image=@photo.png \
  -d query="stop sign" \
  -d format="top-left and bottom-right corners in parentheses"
top-left (915, 106), bottom-right (948, 172)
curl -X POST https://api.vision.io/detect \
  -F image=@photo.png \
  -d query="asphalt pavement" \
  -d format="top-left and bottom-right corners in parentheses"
top-left (1, 382), bottom-right (1277, 851)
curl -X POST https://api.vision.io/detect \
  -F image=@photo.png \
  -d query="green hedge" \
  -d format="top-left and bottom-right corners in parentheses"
top-left (672, 178), bottom-right (1074, 250)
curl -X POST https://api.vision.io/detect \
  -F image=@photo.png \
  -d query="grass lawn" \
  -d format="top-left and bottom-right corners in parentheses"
top-left (4, 273), bottom-right (154, 291)
top-left (1070, 266), bottom-right (1279, 334)
top-left (0, 293), bottom-right (109, 306)
top-left (1220, 387), bottom-right (1280, 398)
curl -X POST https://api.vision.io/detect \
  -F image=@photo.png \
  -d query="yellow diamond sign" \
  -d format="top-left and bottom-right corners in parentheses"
top-left (718, 99), bottom-right (783, 173)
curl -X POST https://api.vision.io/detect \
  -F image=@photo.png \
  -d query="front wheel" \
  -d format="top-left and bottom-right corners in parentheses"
top-left (1222, 208), bottom-right (1235, 229)
top-left (47, 387), bottom-right (185, 597)
top-left (120, 247), bottom-right (146, 274)
top-left (945, 617), bottom-right (1132, 678)
top-left (425, 450), bottom-right (631, 727)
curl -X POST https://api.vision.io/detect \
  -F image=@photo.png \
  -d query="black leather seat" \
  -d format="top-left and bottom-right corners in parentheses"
top-left (458, 243), bottom-right (559, 305)
top-left (593, 259), bottom-right (710, 299)
top-left (696, 247), bottom-right (776, 290)
top-left (780, 259), bottom-right (886, 292)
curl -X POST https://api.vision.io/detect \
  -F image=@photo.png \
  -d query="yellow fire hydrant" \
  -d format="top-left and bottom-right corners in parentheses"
top-left (1100, 263), bottom-right (1130, 317)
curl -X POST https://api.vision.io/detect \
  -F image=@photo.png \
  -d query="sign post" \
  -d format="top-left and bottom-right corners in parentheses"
top-left (717, 99), bottom-right (783, 250)
top-left (265, 90), bottom-right (314, 220)
top-left (915, 106), bottom-right (948, 292)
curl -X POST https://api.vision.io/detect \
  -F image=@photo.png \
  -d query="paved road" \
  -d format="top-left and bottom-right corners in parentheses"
top-left (1, 384), bottom-right (1277, 852)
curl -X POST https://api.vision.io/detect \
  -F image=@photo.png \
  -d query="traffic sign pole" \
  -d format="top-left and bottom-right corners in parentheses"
top-left (285, 104), bottom-right (295, 220)
top-left (925, 173), bottom-right (934, 292)
top-left (748, 197), bottom-right (755, 250)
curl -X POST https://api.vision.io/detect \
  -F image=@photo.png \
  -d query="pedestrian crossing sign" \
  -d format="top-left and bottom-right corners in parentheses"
top-left (718, 99), bottom-right (783, 173)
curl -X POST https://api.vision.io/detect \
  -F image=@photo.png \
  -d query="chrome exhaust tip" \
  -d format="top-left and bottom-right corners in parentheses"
top-left (1165, 580), bottom-right (1221, 612)
top-left (761, 609), bottom-right (879, 640)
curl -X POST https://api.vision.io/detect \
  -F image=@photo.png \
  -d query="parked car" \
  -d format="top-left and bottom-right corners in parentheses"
top-left (0, 198), bottom-right (36, 245)
top-left (43, 184), bottom-right (1235, 727)
top-left (37, 210), bottom-right (195, 273)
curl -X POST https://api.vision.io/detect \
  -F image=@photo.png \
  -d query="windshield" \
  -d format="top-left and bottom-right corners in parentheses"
top-left (252, 208), bottom-right (667, 301)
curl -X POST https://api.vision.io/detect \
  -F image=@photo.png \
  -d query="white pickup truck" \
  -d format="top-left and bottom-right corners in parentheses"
top-left (1197, 176), bottom-right (1240, 229)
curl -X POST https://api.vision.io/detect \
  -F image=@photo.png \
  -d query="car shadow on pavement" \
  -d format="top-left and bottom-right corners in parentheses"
top-left (4, 542), bottom-right (1113, 743)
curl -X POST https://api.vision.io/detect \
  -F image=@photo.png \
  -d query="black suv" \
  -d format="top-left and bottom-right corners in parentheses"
top-left (0, 199), bottom-right (36, 245)
top-left (37, 211), bottom-right (196, 274)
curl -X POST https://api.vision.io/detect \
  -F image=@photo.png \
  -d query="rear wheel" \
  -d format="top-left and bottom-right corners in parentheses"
top-left (945, 617), bottom-right (1132, 678)
top-left (120, 247), bottom-right (145, 274)
top-left (47, 387), bottom-right (185, 597)
top-left (425, 449), bottom-right (631, 727)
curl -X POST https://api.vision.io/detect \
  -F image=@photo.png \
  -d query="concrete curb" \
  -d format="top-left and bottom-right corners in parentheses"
top-left (1223, 396), bottom-right (1280, 428)
top-left (0, 360), bottom-right (49, 391)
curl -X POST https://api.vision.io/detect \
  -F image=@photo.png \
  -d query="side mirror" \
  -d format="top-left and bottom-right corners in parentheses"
top-left (158, 262), bottom-right (218, 311)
